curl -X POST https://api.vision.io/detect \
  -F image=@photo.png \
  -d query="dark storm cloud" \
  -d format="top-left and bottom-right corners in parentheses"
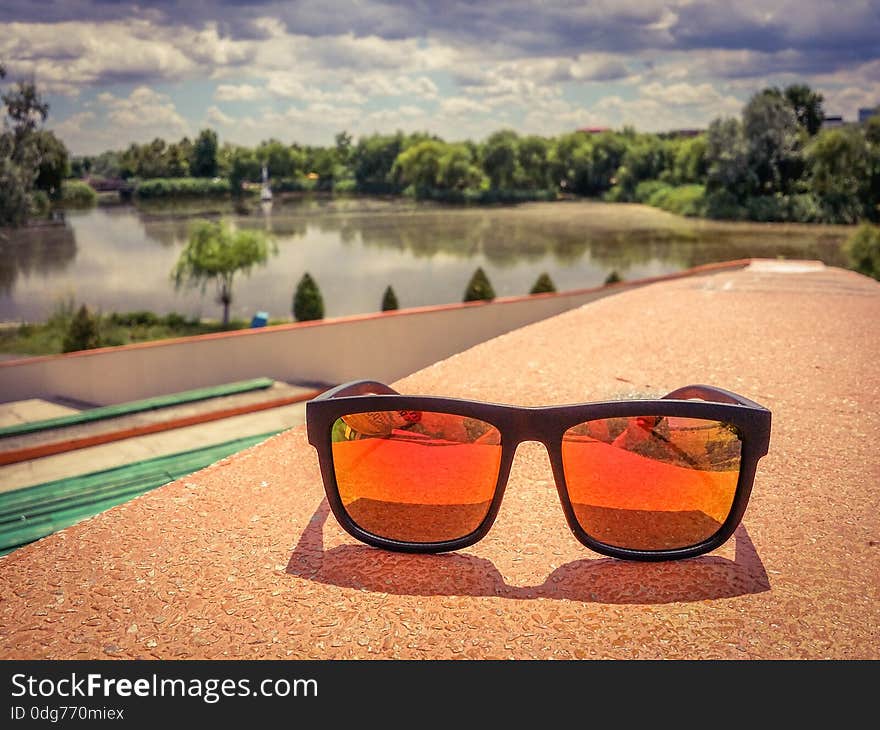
top-left (670, 1), bottom-right (880, 72)
top-left (2, 1), bottom-right (878, 72)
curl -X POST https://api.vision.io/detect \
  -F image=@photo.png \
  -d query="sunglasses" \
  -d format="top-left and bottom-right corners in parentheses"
top-left (306, 381), bottom-right (771, 561)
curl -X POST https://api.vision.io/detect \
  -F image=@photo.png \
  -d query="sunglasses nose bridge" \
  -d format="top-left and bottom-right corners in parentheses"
top-left (506, 407), bottom-right (557, 446)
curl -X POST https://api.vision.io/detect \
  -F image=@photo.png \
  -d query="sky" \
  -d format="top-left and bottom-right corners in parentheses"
top-left (1, 1), bottom-right (879, 155)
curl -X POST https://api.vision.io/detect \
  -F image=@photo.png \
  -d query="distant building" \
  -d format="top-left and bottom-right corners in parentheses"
top-left (858, 106), bottom-right (879, 124)
top-left (822, 115), bottom-right (845, 129)
top-left (577, 126), bottom-right (610, 134)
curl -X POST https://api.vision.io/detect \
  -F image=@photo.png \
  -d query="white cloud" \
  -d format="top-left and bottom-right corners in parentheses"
top-left (214, 83), bottom-right (266, 101)
top-left (440, 97), bottom-right (491, 116)
top-left (640, 81), bottom-right (742, 113)
top-left (206, 105), bottom-right (234, 126)
top-left (49, 87), bottom-right (190, 153)
top-left (0, 20), bottom-right (196, 95)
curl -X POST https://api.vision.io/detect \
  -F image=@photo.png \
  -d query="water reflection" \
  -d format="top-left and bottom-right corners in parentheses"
top-left (0, 223), bottom-right (77, 296)
top-left (0, 197), bottom-right (850, 323)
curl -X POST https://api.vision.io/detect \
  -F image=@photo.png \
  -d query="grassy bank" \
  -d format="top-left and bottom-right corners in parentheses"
top-left (0, 306), bottom-right (287, 358)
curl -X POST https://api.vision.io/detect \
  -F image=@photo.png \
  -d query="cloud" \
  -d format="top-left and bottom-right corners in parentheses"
top-left (215, 83), bottom-right (266, 101)
top-left (206, 105), bottom-right (234, 126)
top-left (0, 20), bottom-right (197, 93)
top-left (5, 1), bottom-right (878, 151)
top-left (101, 86), bottom-right (188, 133)
top-left (640, 81), bottom-right (742, 111)
top-left (439, 97), bottom-right (491, 116)
top-left (48, 87), bottom-right (190, 153)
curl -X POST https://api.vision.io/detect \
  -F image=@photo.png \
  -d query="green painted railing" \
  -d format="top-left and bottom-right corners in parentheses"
top-left (0, 378), bottom-right (274, 439)
top-left (0, 429), bottom-right (280, 555)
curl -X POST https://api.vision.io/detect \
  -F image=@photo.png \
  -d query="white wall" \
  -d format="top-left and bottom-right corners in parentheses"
top-left (0, 262), bottom-right (748, 405)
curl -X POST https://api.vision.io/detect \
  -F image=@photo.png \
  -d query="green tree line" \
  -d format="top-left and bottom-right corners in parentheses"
top-left (3, 62), bottom-right (879, 227)
top-left (72, 83), bottom-right (880, 224)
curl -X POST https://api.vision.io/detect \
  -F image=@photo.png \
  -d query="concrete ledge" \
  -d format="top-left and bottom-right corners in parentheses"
top-left (0, 262), bottom-right (876, 659)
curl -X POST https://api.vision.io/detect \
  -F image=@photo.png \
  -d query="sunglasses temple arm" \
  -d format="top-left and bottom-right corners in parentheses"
top-left (662, 384), bottom-right (766, 410)
top-left (313, 380), bottom-right (401, 401)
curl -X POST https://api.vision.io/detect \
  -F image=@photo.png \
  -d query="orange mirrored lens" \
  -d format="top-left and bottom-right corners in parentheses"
top-left (331, 410), bottom-right (502, 542)
top-left (562, 416), bottom-right (741, 550)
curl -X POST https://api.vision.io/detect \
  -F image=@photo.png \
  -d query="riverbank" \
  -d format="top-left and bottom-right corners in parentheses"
top-left (0, 309), bottom-right (288, 358)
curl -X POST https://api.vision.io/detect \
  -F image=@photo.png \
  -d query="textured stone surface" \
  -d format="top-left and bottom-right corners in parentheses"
top-left (0, 262), bottom-right (877, 659)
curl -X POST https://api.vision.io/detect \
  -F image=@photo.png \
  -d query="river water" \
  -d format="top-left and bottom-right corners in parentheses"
top-left (0, 196), bottom-right (850, 323)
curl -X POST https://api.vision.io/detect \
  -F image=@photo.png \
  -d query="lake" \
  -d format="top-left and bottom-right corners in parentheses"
top-left (0, 196), bottom-right (852, 323)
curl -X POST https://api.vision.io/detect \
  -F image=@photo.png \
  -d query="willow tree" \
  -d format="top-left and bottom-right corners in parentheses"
top-left (172, 219), bottom-right (276, 327)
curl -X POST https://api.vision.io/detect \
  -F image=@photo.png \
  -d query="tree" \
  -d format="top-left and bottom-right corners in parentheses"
top-left (865, 115), bottom-right (880, 220)
top-left (784, 84), bottom-right (825, 137)
top-left (705, 117), bottom-right (753, 199)
top-left (481, 130), bottom-right (520, 189)
top-left (604, 270), bottom-right (622, 285)
top-left (463, 266), bottom-right (496, 302)
top-left (63, 305), bottom-right (101, 352)
top-left (517, 135), bottom-right (550, 190)
top-left (191, 128), bottom-right (219, 177)
top-left (172, 219), bottom-right (276, 327)
top-left (806, 127), bottom-right (871, 223)
top-left (612, 134), bottom-right (674, 199)
top-left (0, 66), bottom-right (53, 226)
top-left (548, 132), bottom-right (591, 191)
top-left (257, 139), bottom-right (301, 180)
top-left (33, 130), bottom-right (69, 198)
top-left (225, 144), bottom-right (261, 193)
top-left (529, 272), bottom-right (556, 294)
top-left (292, 273), bottom-right (324, 321)
top-left (381, 285), bottom-right (399, 311)
top-left (743, 90), bottom-right (802, 194)
top-left (392, 140), bottom-right (445, 189)
top-left (335, 131), bottom-right (353, 166)
top-left (671, 135), bottom-right (708, 184)
top-left (436, 144), bottom-right (484, 190)
top-left (353, 132), bottom-right (406, 191)
top-left (844, 223), bottom-right (880, 280)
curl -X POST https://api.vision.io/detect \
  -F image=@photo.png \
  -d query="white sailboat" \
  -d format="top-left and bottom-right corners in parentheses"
top-left (260, 165), bottom-right (273, 202)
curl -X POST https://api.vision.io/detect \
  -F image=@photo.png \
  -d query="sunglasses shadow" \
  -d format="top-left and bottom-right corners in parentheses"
top-left (285, 499), bottom-right (771, 605)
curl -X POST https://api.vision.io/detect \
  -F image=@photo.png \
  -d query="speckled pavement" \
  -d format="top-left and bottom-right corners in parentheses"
top-left (0, 261), bottom-right (877, 659)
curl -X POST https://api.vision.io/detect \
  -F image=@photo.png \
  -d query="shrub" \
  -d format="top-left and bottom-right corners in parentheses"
top-left (633, 179), bottom-right (669, 204)
top-left (47, 295), bottom-right (76, 331)
top-left (604, 270), bottom-right (623, 285)
top-left (273, 177), bottom-right (312, 193)
top-left (529, 272), bottom-right (556, 294)
top-left (135, 177), bottom-right (231, 199)
top-left (381, 285), bottom-right (399, 311)
top-left (292, 272), bottom-right (325, 321)
top-left (163, 312), bottom-right (188, 328)
top-left (845, 223), bottom-right (880, 280)
top-left (333, 178), bottom-right (358, 194)
top-left (743, 195), bottom-right (785, 222)
top-left (62, 304), bottom-right (101, 352)
top-left (109, 310), bottom-right (159, 327)
top-left (647, 184), bottom-right (706, 217)
top-left (61, 180), bottom-right (97, 207)
top-left (28, 190), bottom-right (51, 217)
top-left (703, 189), bottom-right (746, 220)
top-left (463, 267), bottom-right (496, 302)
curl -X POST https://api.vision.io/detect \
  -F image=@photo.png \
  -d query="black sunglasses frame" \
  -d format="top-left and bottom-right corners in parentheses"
top-left (306, 381), bottom-right (771, 561)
